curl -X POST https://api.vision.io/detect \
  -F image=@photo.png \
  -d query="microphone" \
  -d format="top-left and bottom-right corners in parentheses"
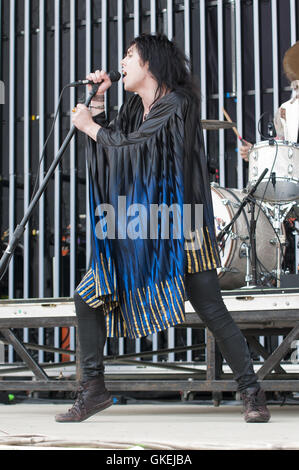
top-left (68, 71), bottom-right (121, 87)
top-left (267, 118), bottom-right (277, 142)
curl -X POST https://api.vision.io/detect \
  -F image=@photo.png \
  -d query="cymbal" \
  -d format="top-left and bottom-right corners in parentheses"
top-left (201, 120), bottom-right (237, 130)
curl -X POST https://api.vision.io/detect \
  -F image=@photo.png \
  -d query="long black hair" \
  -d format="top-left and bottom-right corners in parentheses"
top-left (129, 33), bottom-right (201, 108)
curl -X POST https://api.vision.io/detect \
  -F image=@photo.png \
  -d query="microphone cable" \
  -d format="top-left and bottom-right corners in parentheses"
top-left (28, 71), bottom-right (120, 203)
top-left (248, 112), bottom-right (283, 283)
top-left (0, 84), bottom-right (72, 282)
top-left (29, 83), bottom-right (74, 204)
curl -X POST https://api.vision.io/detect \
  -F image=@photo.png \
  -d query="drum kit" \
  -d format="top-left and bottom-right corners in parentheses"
top-left (201, 119), bottom-right (299, 290)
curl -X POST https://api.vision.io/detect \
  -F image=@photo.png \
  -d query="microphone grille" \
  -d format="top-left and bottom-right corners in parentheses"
top-left (109, 71), bottom-right (121, 82)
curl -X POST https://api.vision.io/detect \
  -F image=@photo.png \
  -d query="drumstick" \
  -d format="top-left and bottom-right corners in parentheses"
top-left (222, 107), bottom-right (245, 143)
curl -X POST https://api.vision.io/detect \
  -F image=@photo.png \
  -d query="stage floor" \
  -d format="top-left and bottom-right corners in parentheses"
top-left (0, 401), bottom-right (299, 450)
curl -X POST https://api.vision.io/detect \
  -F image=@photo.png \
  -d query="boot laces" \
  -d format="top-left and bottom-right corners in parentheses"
top-left (244, 389), bottom-right (265, 412)
top-left (68, 384), bottom-right (86, 415)
top-left (246, 394), bottom-right (259, 412)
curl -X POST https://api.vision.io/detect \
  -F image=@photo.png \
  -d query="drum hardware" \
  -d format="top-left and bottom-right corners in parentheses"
top-left (221, 198), bottom-right (241, 209)
top-left (219, 267), bottom-right (240, 273)
top-left (246, 200), bottom-right (255, 287)
top-left (239, 235), bottom-right (250, 241)
top-left (263, 201), bottom-right (296, 225)
top-left (251, 202), bottom-right (287, 287)
top-left (271, 171), bottom-right (276, 187)
top-left (213, 185), bottom-right (285, 289)
top-left (239, 242), bottom-right (248, 258)
top-left (217, 168), bottom-right (268, 244)
top-left (276, 231), bottom-right (284, 287)
top-left (217, 171), bottom-right (268, 288)
top-left (221, 199), bottom-right (230, 206)
top-left (239, 242), bottom-right (254, 288)
top-left (260, 201), bottom-right (295, 287)
top-left (269, 238), bottom-right (281, 245)
top-left (211, 169), bottom-right (286, 290)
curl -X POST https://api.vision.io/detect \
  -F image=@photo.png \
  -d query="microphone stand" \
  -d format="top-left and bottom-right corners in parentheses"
top-left (216, 167), bottom-right (269, 287)
top-left (217, 168), bottom-right (269, 244)
top-left (0, 83), bottom-right (100, 280)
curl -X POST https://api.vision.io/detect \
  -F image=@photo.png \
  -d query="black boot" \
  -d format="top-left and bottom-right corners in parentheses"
top-left (241, 386), bottom-right (271, 423)
top-left (55, 292), bottom-right (112, 423)
top-left (55, 376), bottom-right (113, 423)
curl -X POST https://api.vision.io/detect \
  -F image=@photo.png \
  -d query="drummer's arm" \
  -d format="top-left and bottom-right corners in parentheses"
top-left (239, 108), bottom-right (284, 163)
top-left (240, 140), bottom-right (252, 163)
top-left (274, 107), bottom-right (285, 140)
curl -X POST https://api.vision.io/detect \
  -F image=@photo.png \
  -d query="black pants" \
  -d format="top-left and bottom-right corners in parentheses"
top-left (74, 269), bottom-right (258, 391)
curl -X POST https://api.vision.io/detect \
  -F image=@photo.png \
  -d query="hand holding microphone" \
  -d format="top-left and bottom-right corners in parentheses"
top-left (86, 69), bottom-right (113, 99)
top-left (69, 69), bottom-right (121, 95)
top-left (71, 70), bottom-right (120, 138)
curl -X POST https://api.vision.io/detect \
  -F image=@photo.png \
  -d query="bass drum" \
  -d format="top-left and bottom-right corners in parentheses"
top-left (211, 185), bottom-right (285, 290)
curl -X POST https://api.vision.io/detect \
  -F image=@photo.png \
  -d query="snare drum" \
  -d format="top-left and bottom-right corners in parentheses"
top-left (248, 140), bottom-right (299, 202)
top-left (211, 185), bottom-right (285, 289)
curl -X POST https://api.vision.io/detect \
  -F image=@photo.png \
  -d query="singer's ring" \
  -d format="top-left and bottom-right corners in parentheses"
top-left (72, 107), bottom-right (76, 113)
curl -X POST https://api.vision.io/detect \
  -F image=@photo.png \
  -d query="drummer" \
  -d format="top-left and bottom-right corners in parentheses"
top-left (240, 41), bottom-right (299, 162)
